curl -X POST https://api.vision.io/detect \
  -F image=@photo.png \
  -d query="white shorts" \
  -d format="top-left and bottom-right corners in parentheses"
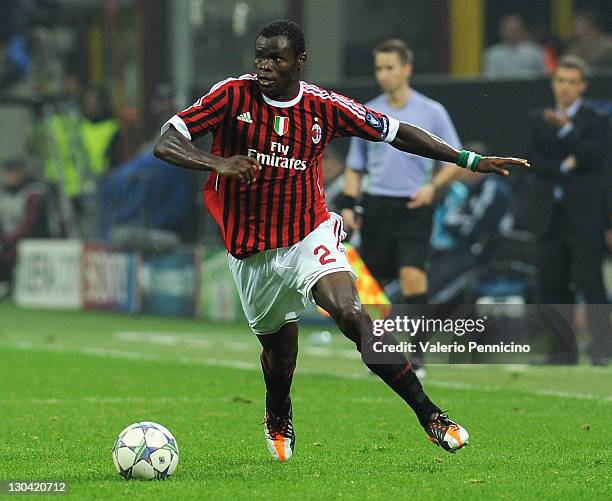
top-left (227, 213), bottom-right (355, 335)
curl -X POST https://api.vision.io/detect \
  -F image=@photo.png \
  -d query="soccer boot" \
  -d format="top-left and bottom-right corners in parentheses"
top-left (263, 406), bottom-right (295, 461)
top-left (425, 411), bottom-right (469, 453)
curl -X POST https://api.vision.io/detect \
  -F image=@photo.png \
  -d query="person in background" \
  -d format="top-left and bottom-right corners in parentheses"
top-left (520, 55), bottom-right (610, 366)
top-left (483, 14), bottom-right (547, 78)
top-left (429, 142), bottom-right (514, 302)
top-left (341, 39), bottom-right (462, 374)
top-left (565, 8), bottom-right (612, 72)
top-left (79, 87), bottom-right (122, 179)
top-left (0, 158), bottom-right (49, 293)
top-left (98, 84), bottom-right (196, 244)
top-left (76, 87), bottom-right (122, 238)
top-left (604, 119), bottom-right (612, 299)
top-left (32, 85), bottom-right (122, 238)
top-left (0, 0), bottom-right (55, 89)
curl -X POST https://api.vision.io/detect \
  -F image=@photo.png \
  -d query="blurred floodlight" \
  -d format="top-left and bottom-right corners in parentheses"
top-left (233, 2), bottom-right (250, 37)
top-left (190, 0), bottom-right (204, 27)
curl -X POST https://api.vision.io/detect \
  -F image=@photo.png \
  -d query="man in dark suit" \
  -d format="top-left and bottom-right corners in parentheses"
top-left (605, 122), bottom-right (612, 257)
top-left (521, 55), bottom-right (610, 365)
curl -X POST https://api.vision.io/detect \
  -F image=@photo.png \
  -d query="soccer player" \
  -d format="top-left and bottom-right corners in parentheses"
top-left (154, 20), bottom-right (529, 461)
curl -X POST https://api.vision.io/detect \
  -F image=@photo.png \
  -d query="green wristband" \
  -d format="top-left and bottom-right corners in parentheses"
top-left (469, 153), bottom-right (482, 172)
top-left (457, 150), bottom-right (470, 168)
top-left (457, 150), bottom-right (481, 172)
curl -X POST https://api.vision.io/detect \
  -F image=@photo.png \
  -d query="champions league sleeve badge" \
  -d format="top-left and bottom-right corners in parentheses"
top-left (365, 112), bottom-right (389, 140)
top-left (365, 112), bottom-right (382, 129)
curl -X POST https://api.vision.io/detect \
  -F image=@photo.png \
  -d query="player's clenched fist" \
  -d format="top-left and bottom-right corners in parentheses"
top-left (215, 155), bottom-right (262, 183)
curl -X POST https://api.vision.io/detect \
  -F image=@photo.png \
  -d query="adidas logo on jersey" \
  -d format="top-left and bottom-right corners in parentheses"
top-left (237, 111), bottom-right (253, 123)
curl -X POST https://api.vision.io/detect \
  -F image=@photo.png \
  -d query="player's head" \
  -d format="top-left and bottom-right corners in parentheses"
top-left (551, 56), bottom-right (588, 108)
top-left (255, 20), bottom-right (307, 99)
top-left (372, 39), bottom-right (413, 93)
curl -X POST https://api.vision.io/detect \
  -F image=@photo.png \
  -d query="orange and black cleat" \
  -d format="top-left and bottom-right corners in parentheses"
top-left (425, 411), bottom-right (469, 453)
top-left (263, 406), bottom-right (295, 461)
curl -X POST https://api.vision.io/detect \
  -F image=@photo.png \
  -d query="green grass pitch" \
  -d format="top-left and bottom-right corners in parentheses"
top-left (0, 302), bottom-right (610, 499)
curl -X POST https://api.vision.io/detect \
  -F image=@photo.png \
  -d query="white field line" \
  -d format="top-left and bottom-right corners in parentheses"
top-left (0, 394), bottom-right (395, 407)
top-left (115, 331), bottom-right (359, 359)
top-left (7, 340), bottom-right (259, 370)
top-left (0, 396), bottom-right (217, 406)
top-left (1, 340), bottom-right (611, 403)
top-left (114, 332), bottom-right (612, 372)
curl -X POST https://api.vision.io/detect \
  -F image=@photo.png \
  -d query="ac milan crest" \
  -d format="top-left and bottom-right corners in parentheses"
top-left (311, 123), bottom-right (322, 144)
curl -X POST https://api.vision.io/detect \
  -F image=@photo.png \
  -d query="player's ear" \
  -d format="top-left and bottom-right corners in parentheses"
top-left (297, 52), bottom-right (307, 69)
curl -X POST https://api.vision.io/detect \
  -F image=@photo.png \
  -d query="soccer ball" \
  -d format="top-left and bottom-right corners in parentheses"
top-left (112, 421), bottom-right (179, 480)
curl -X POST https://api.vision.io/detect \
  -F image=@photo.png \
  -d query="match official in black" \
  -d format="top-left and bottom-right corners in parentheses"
top-left (521, 55), bottom-right (610, 365)
top-left (340, 40), bottom-right (462, 372)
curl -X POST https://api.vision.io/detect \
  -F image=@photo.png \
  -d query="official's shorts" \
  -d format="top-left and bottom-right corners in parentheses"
top-left (360, 194), bottom-right (433, 282)
top-left (227, 213), bottom-right (355, 335)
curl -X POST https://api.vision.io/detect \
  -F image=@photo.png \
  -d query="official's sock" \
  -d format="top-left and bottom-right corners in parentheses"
top-left (260, 352), bottom-right (294, 416)
top-left (401, 293), bottom-right (429, 358)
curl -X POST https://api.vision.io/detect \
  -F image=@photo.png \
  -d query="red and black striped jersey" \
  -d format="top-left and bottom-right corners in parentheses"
top-left (162, 73), bottom-right (399, 259)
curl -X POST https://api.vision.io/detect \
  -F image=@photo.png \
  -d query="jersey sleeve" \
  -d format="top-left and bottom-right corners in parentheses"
top-left (161, 79), bottom-right (230, 140)
top-left (330, 92), bottom-right (399, 143)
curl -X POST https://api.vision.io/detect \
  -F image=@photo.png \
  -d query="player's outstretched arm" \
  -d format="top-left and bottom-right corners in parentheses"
top-left (154, 126), bottom-right (261, 183)
top-left (391, 122), bottom-right (530, 176)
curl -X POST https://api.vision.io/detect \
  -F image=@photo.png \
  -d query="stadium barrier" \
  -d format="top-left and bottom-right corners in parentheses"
top-left (82, 242), bottom-right (141, 313)
top-left (15, 240), bottom-right (83, 309)
top-left (13, 239), bottom-right (389, 324)
top-left (15, 239), bottom-right (201, 317)
top-left (141, 247), bottom-right (202, 317)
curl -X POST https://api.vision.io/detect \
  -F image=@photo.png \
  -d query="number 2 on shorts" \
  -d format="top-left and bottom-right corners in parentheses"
top-left (314, 245), bottom-right (337, 265)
